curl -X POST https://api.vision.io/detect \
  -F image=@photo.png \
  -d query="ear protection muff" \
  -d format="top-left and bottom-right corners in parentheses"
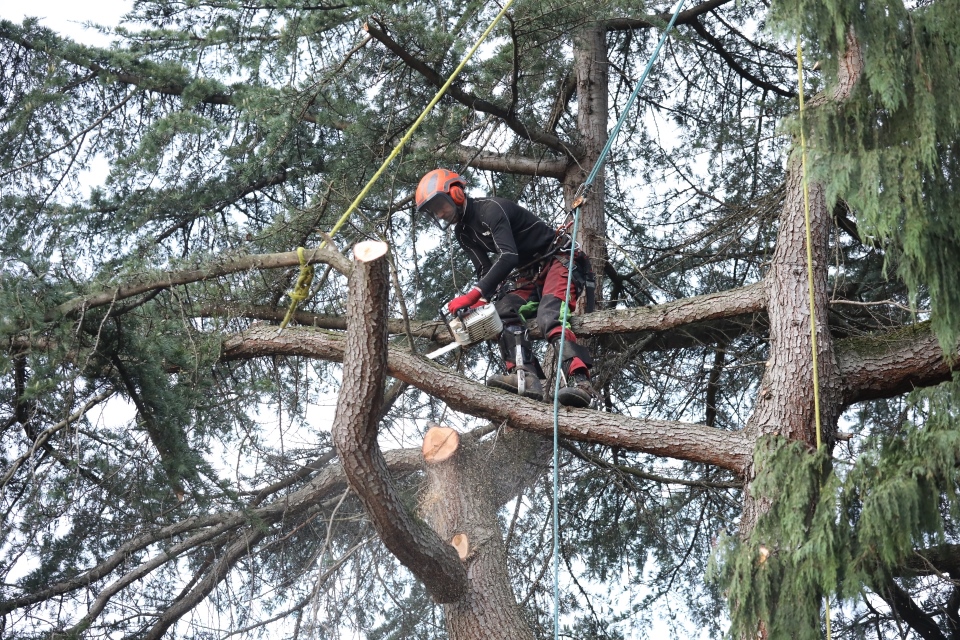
top-left (449, 184), bottom-right (466, 207)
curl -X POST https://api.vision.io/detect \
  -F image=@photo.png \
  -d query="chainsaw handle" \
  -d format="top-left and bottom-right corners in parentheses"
top-left (438, 306), bottom-right (468, 341)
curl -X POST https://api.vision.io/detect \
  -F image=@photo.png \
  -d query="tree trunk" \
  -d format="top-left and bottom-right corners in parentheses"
top-left (564, 24), bottom-right (610, 304)
top-left (741, 30), bottom-right (864, 533)
top-left (421, 427), bottom-right (541, 640)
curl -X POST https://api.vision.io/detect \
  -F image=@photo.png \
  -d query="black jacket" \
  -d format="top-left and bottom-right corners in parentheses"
top-left (454, 196), bottom-right (557, 299)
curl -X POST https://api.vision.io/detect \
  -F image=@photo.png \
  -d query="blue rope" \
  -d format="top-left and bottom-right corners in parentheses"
top-left (551, 2), bottom-right (687, 637)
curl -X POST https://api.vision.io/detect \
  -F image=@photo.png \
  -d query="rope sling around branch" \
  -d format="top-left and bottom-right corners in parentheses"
top-left (796, 37), bottom-right (832, 640)
top-left (549, 1), bottom-right (688, 637)
top-left (278, 0), bottom-right (518, 333)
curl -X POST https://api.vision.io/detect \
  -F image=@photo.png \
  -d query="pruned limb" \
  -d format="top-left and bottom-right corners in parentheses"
top-left (224, 325), bottom-right (753, 472)
top-left (421, 429), bottom-right (537, 639)
top-left (451, 534), bottom-right (469, 560)
top-left (331, 241), bottom-right (467, 603)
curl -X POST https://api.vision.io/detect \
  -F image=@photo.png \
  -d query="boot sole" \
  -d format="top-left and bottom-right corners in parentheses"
top-left (557, 389), bottom-right (591, 408)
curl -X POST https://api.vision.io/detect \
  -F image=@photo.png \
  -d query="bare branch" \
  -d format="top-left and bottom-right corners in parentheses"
top-left (604, 0), bottom-right (735, 31)
top-left (52, 247), bottom-right (352, 320)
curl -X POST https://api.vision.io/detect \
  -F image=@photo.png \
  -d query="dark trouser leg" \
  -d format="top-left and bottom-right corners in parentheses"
top-left (488, 287), bottom-right (544, 400)
top-left (537, 258), bottom-right (593, 377)
top-left (494, 288), bottom-right (543, 376)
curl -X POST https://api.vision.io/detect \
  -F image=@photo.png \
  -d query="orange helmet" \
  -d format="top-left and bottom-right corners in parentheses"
top-left (416, 169), bottom-right (467, 213)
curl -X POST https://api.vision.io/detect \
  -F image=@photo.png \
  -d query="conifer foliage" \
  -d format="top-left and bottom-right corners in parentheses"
top-left (1, 0), bottom-right (959, 638)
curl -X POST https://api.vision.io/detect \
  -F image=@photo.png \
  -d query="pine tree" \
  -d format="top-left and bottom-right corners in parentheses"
top-left (1, 0), bottom-right (958, 638)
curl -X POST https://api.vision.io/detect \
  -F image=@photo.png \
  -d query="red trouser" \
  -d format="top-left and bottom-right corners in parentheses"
top-left (494, 256), bottom-right (592, 376)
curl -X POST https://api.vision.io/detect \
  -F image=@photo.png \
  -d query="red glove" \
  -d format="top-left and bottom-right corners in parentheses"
top-left (447, 287), bottom-right (484, 314)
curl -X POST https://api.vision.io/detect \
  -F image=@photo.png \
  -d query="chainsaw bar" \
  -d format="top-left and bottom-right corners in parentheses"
top-left (424, 341), bottom-right (462, 360)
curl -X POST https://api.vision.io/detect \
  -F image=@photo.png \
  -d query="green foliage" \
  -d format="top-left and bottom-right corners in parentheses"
top-left (714, 379), bottom-right (960, 639)
top-left (771, 0), bottom-right (960, 349)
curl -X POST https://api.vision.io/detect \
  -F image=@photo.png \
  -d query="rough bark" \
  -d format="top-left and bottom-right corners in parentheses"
top-left (423, 429), bottom-right (538, 640)
top-left (742, 157), bottom-right (843, 447)
top-left (330, 241), bottom-right (467, 603)
top-left (564, 24), bottom-right (611, 300)
top-left (836, 322), bottom-right (958, 406)
top-left (737, 31), bottom-right (865, 638)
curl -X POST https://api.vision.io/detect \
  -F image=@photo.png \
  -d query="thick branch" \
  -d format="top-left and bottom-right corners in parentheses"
top-left (876, 578), bottom-right (948, 640)
top-left (604, 0), bottom-right (735, 31)
top-left (194, 304), bottom-right (450, 342)
top-left (363, 19), bottom-right (580, 158)
top-left (331, 241), bottom-right (467, 603)
top-left (836, 322), bottom-right (958, 406)
top-left (902, 544), bottom-right (960, 578)
top-left (572, 281), bottom-right (767, 336)
top-left (455, 145), bottom-right (568, 178)
top-left (51, 247), bottom-right (351, 320)
top-left (223, 325), bottom-right (753, 472)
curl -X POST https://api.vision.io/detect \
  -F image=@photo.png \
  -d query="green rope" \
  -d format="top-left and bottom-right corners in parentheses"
top-left (551, 2), bottom-right (688, 637)
top-left (278, 0), bottom-right (517, 331)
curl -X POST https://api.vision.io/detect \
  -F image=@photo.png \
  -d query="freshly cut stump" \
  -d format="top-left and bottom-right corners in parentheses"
top-left (353, 240), bottom-right (389, 262)
top-left (423, 426), bottom-right (460, 463)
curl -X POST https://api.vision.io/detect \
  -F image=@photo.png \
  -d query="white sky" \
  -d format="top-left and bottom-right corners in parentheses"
top-left (5, 0), bottom-right (131, 45)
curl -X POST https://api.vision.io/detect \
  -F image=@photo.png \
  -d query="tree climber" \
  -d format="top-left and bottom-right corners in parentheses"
top-left (415, 168), bottom-right (598, 408)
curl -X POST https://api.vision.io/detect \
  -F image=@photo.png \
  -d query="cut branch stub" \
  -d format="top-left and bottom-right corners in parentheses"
top-left (423, 426), bottom-right (460, 463)
top-left (451, 533), bottom-right (469, 560)
top-left (331, 239), bottom-right (467, 603)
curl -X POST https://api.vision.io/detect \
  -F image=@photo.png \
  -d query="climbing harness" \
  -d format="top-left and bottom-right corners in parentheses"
top-left (796, 37), bottom-right (831, 640)
top-left (549, 1), bottom-right (688, 637)
top-left (278, 0), bottom-right (517, 333)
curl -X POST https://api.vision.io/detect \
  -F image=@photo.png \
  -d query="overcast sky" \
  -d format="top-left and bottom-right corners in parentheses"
top-left (5, 0), bottom-right (130, 45)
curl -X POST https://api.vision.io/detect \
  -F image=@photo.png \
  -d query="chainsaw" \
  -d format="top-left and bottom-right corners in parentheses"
top-left (425, 303), bottom-right (503, 360)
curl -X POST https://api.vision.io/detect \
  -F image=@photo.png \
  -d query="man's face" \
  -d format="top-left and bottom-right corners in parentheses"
top-left (421, 193), bottom-right (460, 228)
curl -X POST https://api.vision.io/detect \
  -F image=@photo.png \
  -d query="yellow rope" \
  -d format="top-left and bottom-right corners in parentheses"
top-left (279, 247), bottom-right (315, 330)
top-left (797, 37), bottom-right (831, 640)
top-left (278, 0), bottom-right (517, 330)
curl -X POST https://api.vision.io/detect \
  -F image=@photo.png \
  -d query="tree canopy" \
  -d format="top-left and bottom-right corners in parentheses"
top-left (1, 0), bottom-right (959, 638)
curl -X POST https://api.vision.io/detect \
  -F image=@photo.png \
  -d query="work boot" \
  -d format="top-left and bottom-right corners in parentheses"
top-left (557, 371), bottom-right (595, 408)
top-left (486, 369), bottom-right (544, 401)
